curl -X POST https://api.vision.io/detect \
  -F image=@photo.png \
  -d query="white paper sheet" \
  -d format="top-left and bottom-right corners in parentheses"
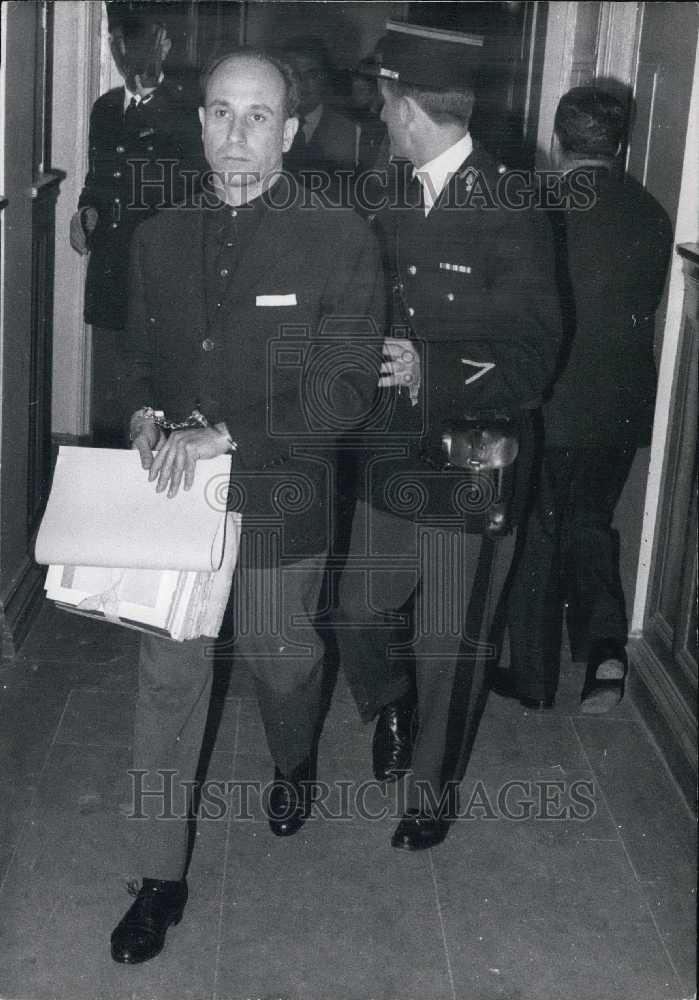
top-left (35, 447), bottom-right (233, 571)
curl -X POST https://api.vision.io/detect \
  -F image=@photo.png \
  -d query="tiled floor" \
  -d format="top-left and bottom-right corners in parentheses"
top-left (0, 602), bottom-right (695, 1000)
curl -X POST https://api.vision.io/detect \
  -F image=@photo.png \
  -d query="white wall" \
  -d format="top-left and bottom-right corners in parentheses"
top-left (51, 0), bottom-right (102, 437)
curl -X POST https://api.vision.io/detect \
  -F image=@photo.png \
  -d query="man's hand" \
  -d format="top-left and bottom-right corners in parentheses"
top-left (69, 207), bottom-right (98, 255)
top-left (379, 338), bottom-right (421, 390)
top-left (147, 425), bottom-right (233, 498)
top-left (130, 412), bottom-right (167, 469)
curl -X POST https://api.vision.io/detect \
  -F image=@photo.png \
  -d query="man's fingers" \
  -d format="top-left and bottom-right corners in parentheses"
top-left (182, 451), bottom-right (197, 492)
top-left (132, 435), bottom-right (154, 469)
top-left (155, 444), bottom-right (178, 492)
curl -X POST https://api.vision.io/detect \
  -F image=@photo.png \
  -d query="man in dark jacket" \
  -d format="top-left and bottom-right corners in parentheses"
top-left (109, 47), bottom-right (383, 966)
top-left (503, 87), bottom-right (673, 713)
top-left (281, 36), bottom-right (357, 176)
top-left (70, 8), bottom-right (205, 444)
top-left (335, 22), bottom-right (561, 851)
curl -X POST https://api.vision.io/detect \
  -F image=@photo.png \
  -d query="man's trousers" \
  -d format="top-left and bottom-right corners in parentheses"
top-left (507, 445), bottom-right (635, 702)
top-left (336, 501), bottom-right (515, 811)
top-left (130, 548), bottom-right (328, 880)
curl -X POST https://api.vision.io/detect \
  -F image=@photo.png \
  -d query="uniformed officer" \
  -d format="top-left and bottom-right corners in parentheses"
top-left (335, 20), bottom-right (561, 850)
top-left (70, 7), bottom-right (205, 445)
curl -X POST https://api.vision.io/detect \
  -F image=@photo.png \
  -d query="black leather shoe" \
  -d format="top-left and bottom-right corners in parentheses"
top-left (581, 640), bottom-right (627, 714)
top-left (267, 754), bottom-right (316, 837)
top-left (488, 668), bottom-right (554, 710)
top-left (373, 693), bottom-right (417, 782)
top-left (111, 877), bottom-right (187, 964)
top-left (391, 809), bottom-right (451, 851)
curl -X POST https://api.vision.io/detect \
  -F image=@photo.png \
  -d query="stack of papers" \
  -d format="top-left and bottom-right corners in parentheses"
top-left (35, 448), bottom-right (240, 642)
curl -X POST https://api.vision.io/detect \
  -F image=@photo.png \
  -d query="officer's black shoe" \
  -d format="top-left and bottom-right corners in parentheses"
top-left (267, 754), bottom-right (317, 837)
top-left (581, 639), bottom-right (627, 714)
top-left (372, 692), bottom-right (418, 782)
top-left (111, 877), bottom-right (187, 964)
top-left (391, 809), bottom-right (451, 851)
top-left (488, 667), bottom-right (555, 710)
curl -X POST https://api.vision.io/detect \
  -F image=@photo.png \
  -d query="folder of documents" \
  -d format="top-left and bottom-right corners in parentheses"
top-left (35, 447), bottom-right (241, 641)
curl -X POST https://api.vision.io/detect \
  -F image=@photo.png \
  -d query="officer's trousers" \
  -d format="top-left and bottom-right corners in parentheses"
top-left (91, 325), bottom-right (129, 447)
top-left (337, 501), bottom-right (514, 810)
top-left (507, 445), bottom-right (635, 701)
top-left (129, 550), bottom-right (328, 881)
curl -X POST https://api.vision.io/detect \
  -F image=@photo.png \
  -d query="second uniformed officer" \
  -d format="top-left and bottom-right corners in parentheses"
top-left (335, 21), bottom-right (561, 850)
top-left (70, 7), bottom-right (205, 445)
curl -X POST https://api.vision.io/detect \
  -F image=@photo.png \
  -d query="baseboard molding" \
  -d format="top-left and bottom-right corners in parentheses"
top-left (629, 635), bottom-right (698, 814)
top-left (0, 554), bottom-right (46, 659)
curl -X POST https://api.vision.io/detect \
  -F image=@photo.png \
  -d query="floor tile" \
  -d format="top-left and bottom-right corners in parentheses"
top-left (432, 829), bottom-right (684, 1000)
top-left (54, 688), bottom-right (135, 750)
top-left (215, 810), bottom-right (453, 1000)
top-left (571, 717), bottom-right (697, 880)
top-left (640, 879), bottom-right (698, 996)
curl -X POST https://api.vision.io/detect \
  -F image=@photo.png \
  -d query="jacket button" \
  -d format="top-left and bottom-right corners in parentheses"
top-left (408, 265), bottom-right (417, 275)
top-left (201, 338), bottom-right (215, 352)
top-left (219, 267), bottom-right (230, 278)
top-left (113, 170), bottom-right (122, 178)
top-left (148, 316), bottom-right (156, 324)
top-left (407, 307), bottom-right (415, 317)
top-left (446, 293), bottom-right (455, 302)
top-left (115, 145), bottom-right (125, 154)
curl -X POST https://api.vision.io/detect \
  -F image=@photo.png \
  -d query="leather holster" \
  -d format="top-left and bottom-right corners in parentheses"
top-left (441, 415), bottom-right (519, 538)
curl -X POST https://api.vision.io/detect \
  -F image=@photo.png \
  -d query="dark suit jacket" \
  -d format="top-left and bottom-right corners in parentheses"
top-left (367, 143), bottom-right (562, 525)
top-left (122, 184), bottom-right (384, 561)
top-left (285, 106), bottom-right (357, 176)
top-left (544, 168), bottom-right (673, 448)
top-left (79, 77), bottom-right (205, 330)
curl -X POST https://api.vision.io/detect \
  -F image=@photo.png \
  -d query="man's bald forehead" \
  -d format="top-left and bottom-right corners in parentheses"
top-left (204, 52), bottom-right (287, 103)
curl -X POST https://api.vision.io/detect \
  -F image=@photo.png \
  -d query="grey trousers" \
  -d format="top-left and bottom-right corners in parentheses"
top-left (130, 551), bottom-right (328, 880)
top-left (337, 501), bottom-right (514, 811)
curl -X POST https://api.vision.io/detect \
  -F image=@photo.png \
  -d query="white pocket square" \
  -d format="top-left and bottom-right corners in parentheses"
top-left (256, 293), bottom-right (297, 306)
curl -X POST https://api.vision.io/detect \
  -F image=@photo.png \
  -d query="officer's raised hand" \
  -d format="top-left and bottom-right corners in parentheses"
top-left (69, 207), bottom-right (98, 255)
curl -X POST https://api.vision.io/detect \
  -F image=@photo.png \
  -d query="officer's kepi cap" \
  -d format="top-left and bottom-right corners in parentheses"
top-left (376, 20), bottom-right (484, 91)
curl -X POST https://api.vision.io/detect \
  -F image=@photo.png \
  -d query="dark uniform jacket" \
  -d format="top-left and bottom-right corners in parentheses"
top-left (367, 142), bottom-right (561, 526)
top-left (544, 168), bottom-right (673, 449)
top-left (121, 183), bottom-right (384, 562)
top-left (78, 77), bottom-right (205, 330)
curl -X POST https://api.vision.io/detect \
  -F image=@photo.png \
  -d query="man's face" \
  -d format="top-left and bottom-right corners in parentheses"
top-left (200, 56), bottom-right (297, 198)
top-left (287, 54), bottom-right (325, 115)
top-left (379, 82), bottom-right (408, 159)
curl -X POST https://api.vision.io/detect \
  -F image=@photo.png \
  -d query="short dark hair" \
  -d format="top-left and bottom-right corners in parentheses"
top-left (383, 79), bottom-right (475, 129)
top-left (108, 3), bottom-right (166, 40)
top-left (200, 47), bottom-right (300, 119)
top-left (554, 86), bottom-right (627, 158)
top-left (282, 35), bottom-right (331, 72)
